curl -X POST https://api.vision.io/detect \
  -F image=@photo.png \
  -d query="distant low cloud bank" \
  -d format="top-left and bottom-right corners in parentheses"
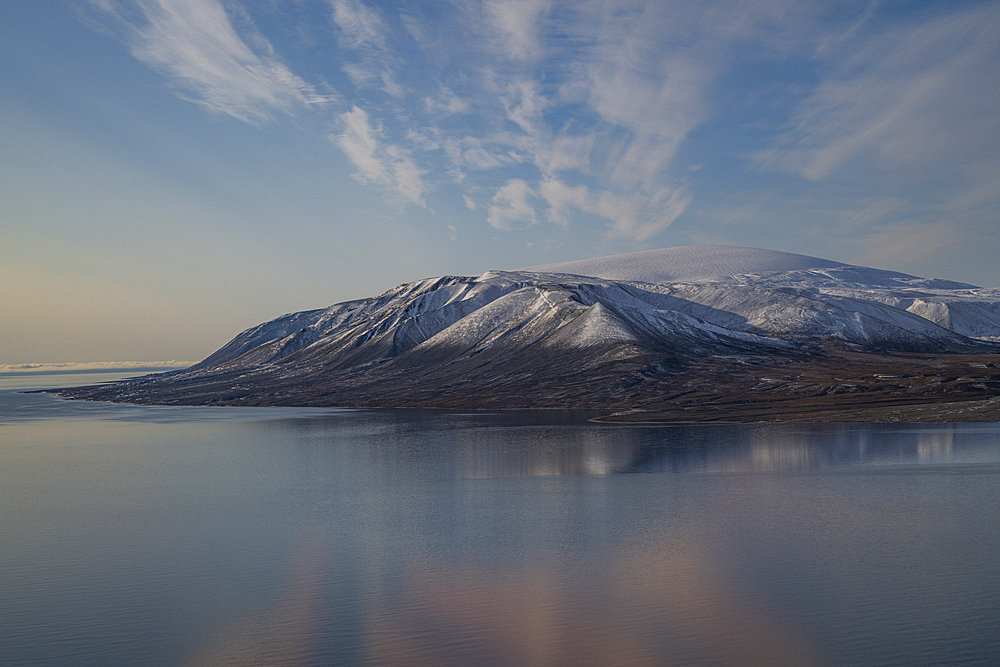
top-left (0, 361), bottom-right (194, 374)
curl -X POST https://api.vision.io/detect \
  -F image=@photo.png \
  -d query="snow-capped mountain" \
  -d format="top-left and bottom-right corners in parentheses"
top-left (61, 246), bottom-right (1000, 412)
top-left (201, 246), bottom-right (1000, 367)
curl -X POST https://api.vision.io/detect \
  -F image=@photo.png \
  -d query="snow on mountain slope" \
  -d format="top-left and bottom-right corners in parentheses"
top-left (730, 265), bottom-right (977, 291)
top-left (631, 281), bottom-right (978, 349)
top-left (191, 306), bottom-right (331, 370)
top-left (178, 246), bottom-right (999, 388)
top-left (902, 292), bottom-right (1000, 342)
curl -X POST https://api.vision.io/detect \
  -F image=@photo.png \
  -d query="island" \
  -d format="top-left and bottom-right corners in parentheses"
top-left (56, 246), bottom-right (1000, 422)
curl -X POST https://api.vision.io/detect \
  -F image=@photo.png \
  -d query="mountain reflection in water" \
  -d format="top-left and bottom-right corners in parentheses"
top-left (179, 413), bottom-right (1000, 666)
top-left (3, 388), bottom-right (1000, 666)
top-left (246, 411), bottom-right (991, 478)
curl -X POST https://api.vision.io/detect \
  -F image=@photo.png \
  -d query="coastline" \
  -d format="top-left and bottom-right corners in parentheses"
top-left (49, 349), bottom-right (1000, 424)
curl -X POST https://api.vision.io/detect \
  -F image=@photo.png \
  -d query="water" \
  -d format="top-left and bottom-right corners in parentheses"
top-left (3, 371), bottom-right (1000, 666)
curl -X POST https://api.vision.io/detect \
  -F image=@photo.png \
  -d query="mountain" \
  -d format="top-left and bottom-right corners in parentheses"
top-left (58, 246), bottom-right (1000, 421)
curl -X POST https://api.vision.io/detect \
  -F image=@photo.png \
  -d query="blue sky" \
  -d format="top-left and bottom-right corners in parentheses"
top-left (2, 0), bottom-right (998, 364)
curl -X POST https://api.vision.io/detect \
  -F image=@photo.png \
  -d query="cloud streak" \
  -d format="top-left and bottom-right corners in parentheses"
top-left (758, 3), bottom-right (1000, 182)
top-left (82, 0), bottom-right (1000, 251)
top-left (87, 0), bottom-right (331, 123)
top-left (333, 107), bottom-right (426, 205)
top-left (488, 179), bottom-right (537, 230)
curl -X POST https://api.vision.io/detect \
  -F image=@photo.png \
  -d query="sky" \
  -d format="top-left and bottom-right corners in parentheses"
top-left (2, 0), bottom-right (999, 365)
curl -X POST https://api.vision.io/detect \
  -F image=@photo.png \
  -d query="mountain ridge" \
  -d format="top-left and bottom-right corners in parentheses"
top-left (56, 246), bottom-right (1000, 421)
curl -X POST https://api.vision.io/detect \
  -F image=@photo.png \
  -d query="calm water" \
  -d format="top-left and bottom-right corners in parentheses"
top-left (3, 372), bottom-right (1000, 666)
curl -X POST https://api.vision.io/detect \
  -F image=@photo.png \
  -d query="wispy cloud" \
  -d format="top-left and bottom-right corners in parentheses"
top-left (757, 3), bottom-right (1000, 182)
top-left (539, 179), bottom-right (588, 227)
top-left (333, 107), bottom-right (426, 205)
top-left (488, 179), bottom-right (537, 230)
top-left (83, 0), bottom-right (740, 239)
top-left (539, 178), bottom-right (690, 241)
top-left (601, 185), bottom-right (692, 242)
top-left (331, 0), bottom-right (404, 97)
top-left (87, 0), bottom-right (331, 123)
top-left (331, 0), bottom-right (386, 50)
top-left (483, 0), bottom-right (552, 62)
top-left (424, 87), bottom-right (471, 116)
top-left (422, 0), bottom-right (731, 239)
top-left (534, 133), bottom-right (595, 177)
top-left (851, 220), bottom-right (965, 270)
top-left (80, 0), bottom-right (1000, 255)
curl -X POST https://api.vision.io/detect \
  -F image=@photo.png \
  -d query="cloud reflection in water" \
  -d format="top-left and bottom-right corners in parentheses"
top-left (184, 415), bottom-right (1000, 666)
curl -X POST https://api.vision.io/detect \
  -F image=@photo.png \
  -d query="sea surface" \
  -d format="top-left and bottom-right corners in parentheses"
top-left (3, 371), bottom-right (1000, 666)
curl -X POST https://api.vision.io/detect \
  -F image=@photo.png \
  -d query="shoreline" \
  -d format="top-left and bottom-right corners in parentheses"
top-left (48, 348), bottom-right (1000, 424)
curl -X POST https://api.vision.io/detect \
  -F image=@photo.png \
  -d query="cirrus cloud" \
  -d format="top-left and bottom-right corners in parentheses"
top-left (333, 107), bottom-right (427, 206)
top-left (86, 0), bottom-right (333, 123)
top-left (81, 0), bottom-right (1000, 254)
